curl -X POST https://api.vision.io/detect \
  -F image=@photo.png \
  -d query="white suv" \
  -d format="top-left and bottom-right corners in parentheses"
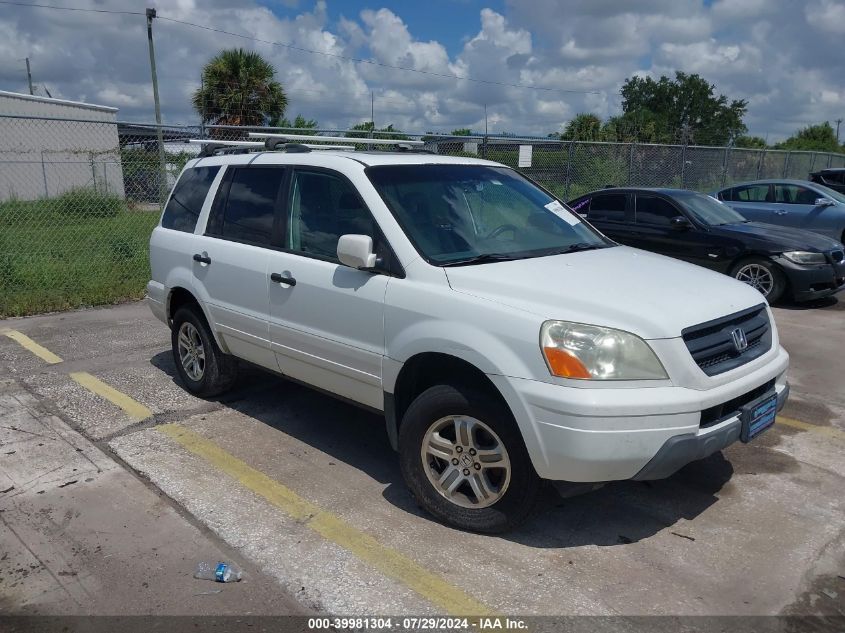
top-left (148, 146), bottom-right (789, 532)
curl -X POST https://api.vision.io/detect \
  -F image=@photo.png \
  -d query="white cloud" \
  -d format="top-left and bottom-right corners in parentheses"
top-left (0, 1), bottom-right (841, 140)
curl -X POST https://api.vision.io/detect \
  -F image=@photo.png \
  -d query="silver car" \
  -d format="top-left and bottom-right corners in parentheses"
top-left (714, 179), bottom-right (845, 244)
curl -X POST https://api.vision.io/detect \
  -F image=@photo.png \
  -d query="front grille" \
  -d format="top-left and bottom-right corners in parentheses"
top-left (700, 379), bottom-right (775, 428)
top-left (830, 250), bottom-right (844, 264)
top-left (682, 304), bottom-right (772, 376)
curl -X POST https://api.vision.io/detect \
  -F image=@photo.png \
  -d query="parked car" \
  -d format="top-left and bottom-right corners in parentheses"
top-left (148, 146), bottom-right (789, 533)
top-left (569, 187), bottom-right (845, 304)
top-left (809, 168), bottom-right (845, 195)
top-left (713, 179), bottom-right (845, 243)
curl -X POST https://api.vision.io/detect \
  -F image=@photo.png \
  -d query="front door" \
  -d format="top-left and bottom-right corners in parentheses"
top-left (267, 168), bottom-right (389, 410)
top-left (630, 195), bottom-right (717, 269)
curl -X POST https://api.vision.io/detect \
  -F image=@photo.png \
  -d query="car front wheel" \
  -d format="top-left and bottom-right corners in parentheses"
top-left (730, 257), bottom-right (787, 304)
top-left (398, 384), bottom-right (540, 533)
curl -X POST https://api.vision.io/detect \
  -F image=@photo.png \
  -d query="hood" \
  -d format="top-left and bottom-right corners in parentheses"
top-left (711, 221), bottom-right (842, 251)
top-left (444, 246), bottom-right (764, 339)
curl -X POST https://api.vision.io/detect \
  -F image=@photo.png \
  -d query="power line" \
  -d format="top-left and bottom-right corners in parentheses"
top-left (153, 15), bottom-right (600, 96)
top-left (3, 1), bottom-right (602, 97)
top-left (0, 1), bottom-right (143, 15)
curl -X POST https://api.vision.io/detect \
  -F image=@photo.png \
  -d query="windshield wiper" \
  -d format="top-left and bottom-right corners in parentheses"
top-left (542, 243), bottom-right (606, 256)
top-left (440, 253), bottom-right (521, 267)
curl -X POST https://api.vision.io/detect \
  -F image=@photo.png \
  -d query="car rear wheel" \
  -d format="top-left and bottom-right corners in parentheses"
top-left (730, 257), bottom-right (787, 304)
top-left (171, 305), bottom-right (238, 397)
top-left (398, 384), bottom-right (540, 533)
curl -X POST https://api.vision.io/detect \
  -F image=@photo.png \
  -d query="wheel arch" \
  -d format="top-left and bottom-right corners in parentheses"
top-left (728, 254), bottom-right (791, 300)
top-left (384, 352), bottom-right (513, 451)
top-left (166, 286), bottom-right (229, 353)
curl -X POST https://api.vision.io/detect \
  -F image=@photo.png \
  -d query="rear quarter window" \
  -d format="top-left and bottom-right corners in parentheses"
top-left (161, 166), bottom-right (221, 233)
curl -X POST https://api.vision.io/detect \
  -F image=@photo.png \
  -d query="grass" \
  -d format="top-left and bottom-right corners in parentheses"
top-left (0, 189), bottom-right (160, 318)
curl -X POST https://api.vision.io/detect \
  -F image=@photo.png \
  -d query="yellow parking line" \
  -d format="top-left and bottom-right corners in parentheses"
top-left (777, 415), bottom-right (844, 439)
top-left (2, 329), bottom-right (63, 364)
top-left (157, 423), bottom-right (492, 617)
top-left (69, 372), bottom-right (152, 422)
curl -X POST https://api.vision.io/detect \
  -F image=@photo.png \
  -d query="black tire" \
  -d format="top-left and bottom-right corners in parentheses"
top-left (398, 384), bottom-right (540, 533)
top-left (171, 305), bottom-right (238, 397)
top-left (730, 257), bottom-right (787, 304)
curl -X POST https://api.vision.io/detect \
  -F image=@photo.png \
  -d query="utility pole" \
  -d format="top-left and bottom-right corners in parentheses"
top-left (25, 58), bottom-right (34, 95)
top-left (146, 8), bottom-right (167, 203)
top-left (836, 118), bottom-right (842, 143)
top-left (368, 91), bottom-right (374, 151)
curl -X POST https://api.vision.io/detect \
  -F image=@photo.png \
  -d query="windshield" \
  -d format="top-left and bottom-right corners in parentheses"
top-left (677, 191), bottom-right (747, 226)
top-left (366, 165), bottom-right (611, 265)
top-left (812, 182), bottom-right (845, 204)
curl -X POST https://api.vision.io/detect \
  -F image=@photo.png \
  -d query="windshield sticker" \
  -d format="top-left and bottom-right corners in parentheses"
top-left (570, 198), bottom-right (590, 212)
top-left (545, 200), bottom-right (580, 226)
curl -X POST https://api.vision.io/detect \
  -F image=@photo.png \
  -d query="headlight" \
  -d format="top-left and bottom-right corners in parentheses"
top-left (540, 321), bottom-right (668, 380)
top-left (782, 251), bottom-right (826, 265)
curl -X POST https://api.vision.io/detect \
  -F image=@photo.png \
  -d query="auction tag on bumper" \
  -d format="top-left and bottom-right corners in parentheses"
top-left (545, 200), bottom-right (580, 226)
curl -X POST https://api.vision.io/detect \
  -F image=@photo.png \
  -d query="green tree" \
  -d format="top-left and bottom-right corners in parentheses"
top-left (192, 48), bottom-right (287, 128)
top-left (734, 135), bottom-right (767, 149)
top-left (775, 122), bottom-right (840, 152)
top-left (451, 128), bottom-right (472, 136)
top-left (272, 114), bottom-right (319, 135)
top-left (561, 113), bottom-right (602, 141)
top-left (619, 72), bottom-right (747, 145)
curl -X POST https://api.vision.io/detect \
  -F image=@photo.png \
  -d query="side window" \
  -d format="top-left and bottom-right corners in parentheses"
top-left (219, 167), bottom-right (286, 246)
top-left (161, 166), bottom-right (220, 233)
top-left (733, 184), bottom-right (770, 202)
top-left (775, 184), bottom-right (818, 205)
top-left (635, 196), bottom-right (680, 226)
top-left (588, 193), bottom-right (627, 221)
top-left (287, 170), bottom-right (375, 260)
top-left (718, 188), bottom-right (733, 201)
top-left (820, 172), bottom-right (843, 186)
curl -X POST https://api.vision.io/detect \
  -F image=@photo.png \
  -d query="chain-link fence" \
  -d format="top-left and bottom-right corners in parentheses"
top-left (2, 112), bottom-right (844, 317)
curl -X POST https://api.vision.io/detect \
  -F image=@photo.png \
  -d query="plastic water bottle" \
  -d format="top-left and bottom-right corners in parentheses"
top-left (194, 561), bottom-right (243, 582)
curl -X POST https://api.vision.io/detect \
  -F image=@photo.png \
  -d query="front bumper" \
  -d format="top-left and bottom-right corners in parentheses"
top-left (778, 257), bottom-right (845, 302)
top-left (489, 344), bottom-right (789, 482)
top-left (633, 382), bottom-right (788, 480)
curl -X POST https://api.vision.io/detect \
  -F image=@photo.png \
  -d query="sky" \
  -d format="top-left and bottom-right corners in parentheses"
top-left (0, 0), bottom-right (843, 141)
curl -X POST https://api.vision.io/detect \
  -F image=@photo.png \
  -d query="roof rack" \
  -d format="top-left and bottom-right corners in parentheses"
top-left (189, 138), bottom-right (356, 157)
top-left (248, 132), bottom-right (425, 146)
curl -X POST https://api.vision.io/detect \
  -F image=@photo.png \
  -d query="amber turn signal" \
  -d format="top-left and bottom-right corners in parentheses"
top-left (542, 347), bottom-right (592, 379)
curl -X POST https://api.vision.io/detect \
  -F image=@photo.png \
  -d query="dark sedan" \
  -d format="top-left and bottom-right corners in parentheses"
top-left (568, 187), bottom-right (845, 304)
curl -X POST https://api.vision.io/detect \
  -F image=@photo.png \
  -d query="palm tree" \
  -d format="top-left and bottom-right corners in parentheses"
top-left (192, 48), bottom-right (287, 130)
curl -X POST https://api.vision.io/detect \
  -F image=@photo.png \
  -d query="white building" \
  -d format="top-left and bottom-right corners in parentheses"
top-left (0, 90), bottom-right (125, 201)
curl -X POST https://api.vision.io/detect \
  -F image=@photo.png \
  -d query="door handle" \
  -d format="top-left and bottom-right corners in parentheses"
top-left (192, 253), bottom-right (211, 264)
top-left (270, 273), bottom-right (296, 286)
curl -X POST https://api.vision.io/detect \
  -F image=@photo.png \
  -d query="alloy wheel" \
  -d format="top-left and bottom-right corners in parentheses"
top-left (177, 321), bottom-right (206, 381)
top-left (420, 415), bottom-right (511, 509)
top-left (735, 263), bottom-right (775, 296)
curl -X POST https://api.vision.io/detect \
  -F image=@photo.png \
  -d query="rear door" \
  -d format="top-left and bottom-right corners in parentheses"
top-left (151, 164), bottom-right (222, 291)
top-left (192, 165), bottom-right (287, 370)
top-left (721, 183), bottom-right (773, 222)
top-left (582, 192), bottom-right (632, 242)
top-left (266, 167), bottom-right (390, 410)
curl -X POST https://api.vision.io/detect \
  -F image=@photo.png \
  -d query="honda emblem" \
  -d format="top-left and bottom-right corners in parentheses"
top-left (731, 327), bottom-right (748, 352)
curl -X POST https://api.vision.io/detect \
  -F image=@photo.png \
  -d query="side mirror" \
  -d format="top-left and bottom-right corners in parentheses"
top-left (815, 197), bottom-right (835, 207)
top-left (670, 216), bottom-right (691, 230)
top-left (337, 234), bottom-right (377, 270)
